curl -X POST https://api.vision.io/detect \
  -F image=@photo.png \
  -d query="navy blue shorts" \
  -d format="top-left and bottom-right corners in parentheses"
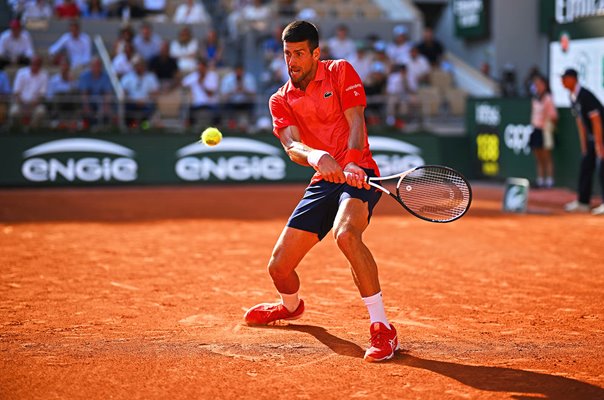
top-left (529, 127), bottom-right (544, 149)
top-left (287, 169), bottom-right (382, 240)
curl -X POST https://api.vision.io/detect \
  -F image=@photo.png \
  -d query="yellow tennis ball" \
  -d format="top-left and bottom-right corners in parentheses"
top-left (200, 127), bottom-right (222, 146)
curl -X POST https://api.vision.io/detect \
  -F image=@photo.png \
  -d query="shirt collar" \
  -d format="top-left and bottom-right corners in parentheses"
top-left (571, 83), bottom-right (581, 102)
top-left (285, 61), bottom-right (325, 94)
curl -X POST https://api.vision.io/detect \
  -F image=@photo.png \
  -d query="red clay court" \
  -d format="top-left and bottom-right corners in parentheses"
top-left (1, 183), bottom-right (603, 399)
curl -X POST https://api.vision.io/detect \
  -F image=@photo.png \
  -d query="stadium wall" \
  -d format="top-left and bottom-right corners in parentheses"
top-left (0, 133), bottom-right (473, 187)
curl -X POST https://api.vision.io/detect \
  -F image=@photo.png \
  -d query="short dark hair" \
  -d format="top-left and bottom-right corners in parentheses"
top-left (282, 20), bottom-right (319, 52)
top-left (561, 68), bottom-right (578, 79)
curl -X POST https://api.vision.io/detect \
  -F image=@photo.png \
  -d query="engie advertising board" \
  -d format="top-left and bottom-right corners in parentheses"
top-left (0, 133), bottom-right (467, 187)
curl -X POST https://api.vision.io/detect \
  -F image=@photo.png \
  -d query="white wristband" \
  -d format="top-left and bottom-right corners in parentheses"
top-left (307, 150), bottom-right (328, 169)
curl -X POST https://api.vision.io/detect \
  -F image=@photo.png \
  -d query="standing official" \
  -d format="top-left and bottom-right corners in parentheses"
top-left (561, 68), bottom-right (604, 215)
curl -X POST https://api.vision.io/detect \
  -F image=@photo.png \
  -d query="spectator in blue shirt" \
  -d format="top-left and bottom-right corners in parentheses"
top-left (0, 66), bottom-right (11, 126)
top-left (79, 57), bottom-right (113, 127)
top-left (47, 59), bottom-right (78, 125)
top-left (120, 56), bottom-right (159, 128)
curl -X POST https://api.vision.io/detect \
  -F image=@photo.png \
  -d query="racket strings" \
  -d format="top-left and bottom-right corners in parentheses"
top-left (396, 167), bottom-right (471, 221)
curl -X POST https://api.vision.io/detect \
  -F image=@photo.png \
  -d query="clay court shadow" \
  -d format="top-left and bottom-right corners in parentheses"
top-left (281, 324), bottom-right (604, 400)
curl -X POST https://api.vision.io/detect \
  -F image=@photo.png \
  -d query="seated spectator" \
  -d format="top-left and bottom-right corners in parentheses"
top-left (49, 20), bottom-right (92, 70)
top-left (143, 0), bottom-right (166, 20)
top-left (9, 55), bottom-right (48, 128)
top-left (386, 25), bottom-right (411, 66)
top-left (200, 28), bottom-right (224, 68)
top-left (112, 41), bottom-right (136, 77)
top-left (55, 0), bottom-right (81, 19)
top-left (349, 41), bottom-right (374, 83)
top-left (182, 58), bottom-right (219, 126)
top-left (148, 40), bottom-right (179, 91)
top-left (407, 45), bottom-right (431, 87)
top-left (113, 25), bottom-right (135, 56)
top-left (371, 40), bottom-right (391, 75)
top-left (47, 59), bottom-right (78, 125)
top-left (363, 61), bottom-right (388, 124)
top-left (82, 0), bottom-right (108, 19)
top-left (319, 43), bottom-right (333, 61)
top-left (101, 0), bottom-right (121, 17)
top-left (79, 57), bottom-right (113, 127)
top-left (220, 63), bottom-right (257, 129)
top-left (276, 0), bottom-right (296, 17)
top-left (133, 22), bottom-right (162, 62)
top-left (21, 0), bottom-right (53, 25)
top-left (240, 0), bottom-right (272, 34)
top-left (417, 27), bottom-right (444, 67)
top-left (261, 49), bottom-right (287, 95)
top-left (226, 0), bottom-right (252, 39)
top-left (261, 24), bottom-right (284, 65)
top-left (173, 0), bottom-right (210, 24)
top-left (326, 24), bottom-right (356, 61)
top-left (0, 65), bottom-right (11, 125)
top-left (0, 20), bottom-right (35, 68)
top-left (170, 26), bottom-right (199, 73)
top-left (385, 64), bottom-right (419, 126)
top-left (120, 56), bottom-right (160, 128)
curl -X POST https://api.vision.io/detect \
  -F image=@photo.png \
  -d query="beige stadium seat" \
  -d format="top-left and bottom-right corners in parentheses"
top-left (417, 86), bottom-right (441, 117)
top-left (445, 87), bottom-right (468, 116)
top-left (429, 69), bottom-right (453, 93)
top-left (157, 88), bottom-right (185, 128)
top-left (336, 6), bottom-right (357, 19)
top-left (362, 6), bottom-right (384, 20)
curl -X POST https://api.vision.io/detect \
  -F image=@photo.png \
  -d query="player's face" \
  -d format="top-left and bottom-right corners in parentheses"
top-left (283, 41), bottom-right (319, 88)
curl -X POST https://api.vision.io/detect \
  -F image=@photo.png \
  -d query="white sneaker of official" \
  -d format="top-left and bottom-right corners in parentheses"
top-left (564, 200), bottom-right (590, 213)
top-left (591, 204), bottom-right (604, 216)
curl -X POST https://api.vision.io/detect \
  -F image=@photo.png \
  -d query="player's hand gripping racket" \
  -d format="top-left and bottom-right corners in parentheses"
top-left (366, 165), bottom-right (472, 223)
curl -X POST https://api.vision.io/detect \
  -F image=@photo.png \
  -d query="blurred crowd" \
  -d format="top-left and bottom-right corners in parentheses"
top-left (0, 0), bottom-right (460, 133)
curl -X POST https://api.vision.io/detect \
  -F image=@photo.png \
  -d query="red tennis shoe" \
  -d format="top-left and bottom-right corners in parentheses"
top-left (364, 322), bottom-right (399, 362)
top-left (244, 299), bottom-right (305, 325)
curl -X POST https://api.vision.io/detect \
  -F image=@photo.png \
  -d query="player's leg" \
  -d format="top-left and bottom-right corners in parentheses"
top-left (268, 226), bottom-right (319, 300)
top-left (244, 226), bottom-right (317, 325)
top-left (332, 198), bottom-right (380, 297)
top-left (245, 181), bottom-right (336, 325)
top-left (333, 190), bottom-right (398, 362)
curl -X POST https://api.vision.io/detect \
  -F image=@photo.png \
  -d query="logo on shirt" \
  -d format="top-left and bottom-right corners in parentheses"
top-left (353, 91), bottom-right (360, 96)
top-left (323, 91), bottom-right (333, 98)
top-left (345, 83), bottom-right (362, 92)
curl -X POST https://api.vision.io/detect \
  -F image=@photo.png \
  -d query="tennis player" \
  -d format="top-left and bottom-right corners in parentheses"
top-left (244, 20), bottom-right (398, 362)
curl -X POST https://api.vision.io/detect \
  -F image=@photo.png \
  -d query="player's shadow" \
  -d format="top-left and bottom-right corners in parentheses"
top-left (281, 324), bottom-right (604, 400)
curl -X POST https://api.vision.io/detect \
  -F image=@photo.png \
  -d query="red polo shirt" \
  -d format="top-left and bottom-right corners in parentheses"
top-left (269, 59), bottom-right (379, 184)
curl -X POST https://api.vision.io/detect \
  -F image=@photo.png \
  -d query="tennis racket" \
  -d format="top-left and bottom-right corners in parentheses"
top-left (367, 165), bottom-right (472, 223)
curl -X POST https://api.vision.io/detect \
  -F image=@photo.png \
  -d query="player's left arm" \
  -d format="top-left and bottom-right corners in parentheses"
top-left (343, 105), bottom-right (370, 189)
top-left (589, 111), bottom-right (603, 158)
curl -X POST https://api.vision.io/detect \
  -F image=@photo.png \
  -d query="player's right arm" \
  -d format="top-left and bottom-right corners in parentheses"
top-left (277, 125), bottom-right (346, 184)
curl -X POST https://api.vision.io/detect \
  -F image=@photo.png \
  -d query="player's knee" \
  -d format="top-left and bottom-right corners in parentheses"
top-left (334, 228), bottom-right (361, 252)
top-left (267, 258), bottom-right (291, 281)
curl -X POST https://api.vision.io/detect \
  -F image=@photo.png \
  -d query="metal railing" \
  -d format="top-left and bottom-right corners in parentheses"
top-left (94, 34), bottom-right (126, 132)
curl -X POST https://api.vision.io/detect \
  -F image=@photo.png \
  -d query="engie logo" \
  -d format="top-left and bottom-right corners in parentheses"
top-left (368, 136), bottom-right (425, 176)
top-left (175, 138), bottom-right (286, 181)
top-left (21, 138), bottom-right (138, 182)
top-left (504, 124), bottom-right (532, 155)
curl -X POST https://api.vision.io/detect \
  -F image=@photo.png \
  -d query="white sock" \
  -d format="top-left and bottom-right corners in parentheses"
top-left (362, 292), bottom-right (390, 327)
top-left (280, 292), bottom-right (300, 313)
